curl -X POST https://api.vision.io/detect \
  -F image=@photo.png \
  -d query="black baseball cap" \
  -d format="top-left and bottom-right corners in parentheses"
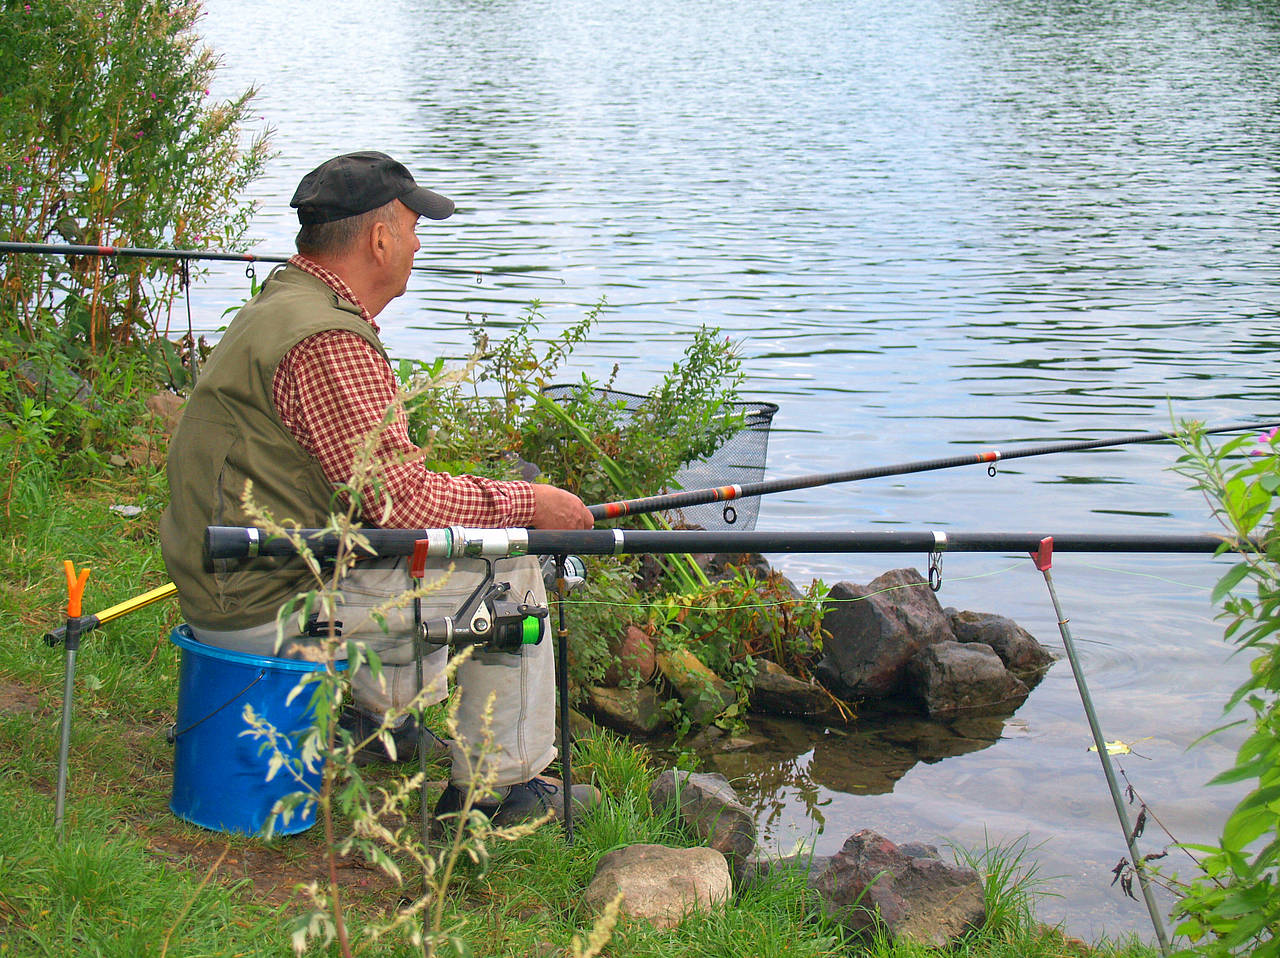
top-left (290, 151), bottom-right (455, 225)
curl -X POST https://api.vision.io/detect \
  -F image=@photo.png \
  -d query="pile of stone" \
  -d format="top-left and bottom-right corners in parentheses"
top-left (584, 769), bottom-right (986, 945)
top-left (582, 557), bottom-right (1056, 735)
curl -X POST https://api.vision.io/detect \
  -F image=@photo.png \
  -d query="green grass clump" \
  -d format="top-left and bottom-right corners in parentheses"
top-left (0, 787), bottom-right (288, 956)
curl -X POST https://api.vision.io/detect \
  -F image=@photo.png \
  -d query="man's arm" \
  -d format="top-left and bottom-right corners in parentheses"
top-left (275, 330), bottom-right (590, 529)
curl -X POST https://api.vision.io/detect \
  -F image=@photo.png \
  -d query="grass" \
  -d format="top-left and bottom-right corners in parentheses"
top-left (0, 420), bottom-right (1162, 957)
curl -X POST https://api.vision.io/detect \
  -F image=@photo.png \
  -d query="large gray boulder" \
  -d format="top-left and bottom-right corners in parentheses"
top-left (584, 844), bottom-right (730, 928)
top-left (816, 569), bottom-right (956, 699)
top-left (906, 641), bottom-right (1030, 718)
top-left (945, 608), bottom-right (1055, 683)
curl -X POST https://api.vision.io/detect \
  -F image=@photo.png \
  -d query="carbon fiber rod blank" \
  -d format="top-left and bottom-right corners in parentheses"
top-left (587, 418), bottom-right (1280, 521)
top-left (205, 525), bottom-right (1247, 562)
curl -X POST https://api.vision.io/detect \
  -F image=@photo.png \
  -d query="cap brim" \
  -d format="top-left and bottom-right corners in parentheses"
top-left (401, 186), bottom-right (455, 220)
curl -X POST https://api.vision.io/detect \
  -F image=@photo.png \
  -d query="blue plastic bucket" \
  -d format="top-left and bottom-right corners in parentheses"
top-left (169, 625), bottom-right (340, 836)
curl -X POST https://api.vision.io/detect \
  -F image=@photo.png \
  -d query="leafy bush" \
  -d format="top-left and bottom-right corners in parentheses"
top-left (519, 327), bottom-right (746, 505)
top-left (0, 0), bottom-right (270, 353)
top-left (1170, 425), bottom-right (1280, 955)
top-left (651, 567), bottom-right (826, 680)
top-left (402, 301), bottom-right (746, 504)
top-left (561, 555), bottom-right (648, 692)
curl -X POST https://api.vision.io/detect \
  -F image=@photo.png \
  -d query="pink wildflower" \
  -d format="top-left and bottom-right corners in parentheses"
top-left (1250, 427), bottom-right (1278, 456)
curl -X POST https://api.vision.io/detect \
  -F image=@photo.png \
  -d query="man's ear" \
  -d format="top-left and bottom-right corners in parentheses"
top-left (369, 219), bottom-right (391, 263)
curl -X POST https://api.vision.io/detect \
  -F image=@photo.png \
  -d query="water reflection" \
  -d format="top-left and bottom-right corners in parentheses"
top-left (705, 712), bottom-right (1009, 837)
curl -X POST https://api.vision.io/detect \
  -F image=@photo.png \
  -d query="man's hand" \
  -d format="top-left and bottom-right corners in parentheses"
top-left (530, 484), bottom-right (594, 530)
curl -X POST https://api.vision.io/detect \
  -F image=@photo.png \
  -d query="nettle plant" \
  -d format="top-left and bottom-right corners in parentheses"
top-left (1170, 424), bottom-right (1280, 956)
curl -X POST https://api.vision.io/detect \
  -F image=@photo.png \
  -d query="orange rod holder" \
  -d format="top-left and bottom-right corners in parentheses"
top-left (44, 580), bottom-right (178, 647)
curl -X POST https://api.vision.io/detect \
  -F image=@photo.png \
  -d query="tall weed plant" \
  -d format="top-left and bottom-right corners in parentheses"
top-left (1170, 425), bottom-right (1280, 955)
top-left (0, 0), bottom-right (270, 356)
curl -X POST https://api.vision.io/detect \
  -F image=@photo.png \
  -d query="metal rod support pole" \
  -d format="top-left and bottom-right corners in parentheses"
top-left (1037, 562), bottom-right (1171, 956)
top-left (413, 594), bottom-right (432, 866)
top-left (54, 636), bottom-right (78, 836)
top-left (555, 556), bottom-right (573, 844)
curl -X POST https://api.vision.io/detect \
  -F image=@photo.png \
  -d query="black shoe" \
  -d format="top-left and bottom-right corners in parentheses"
top-left (433, 776), bottom-right (600, 831)
top-left (338, 707), bottom-right (451, 766)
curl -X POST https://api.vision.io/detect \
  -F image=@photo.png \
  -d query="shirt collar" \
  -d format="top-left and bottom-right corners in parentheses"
top-left (288, 254), bottom-right (378, 332)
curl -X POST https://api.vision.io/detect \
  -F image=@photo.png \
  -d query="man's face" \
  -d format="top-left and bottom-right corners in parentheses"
top-left (386, 201), bottom-right (421, 297)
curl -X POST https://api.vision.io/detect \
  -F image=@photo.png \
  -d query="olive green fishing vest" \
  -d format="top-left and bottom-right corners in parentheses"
top-left (159, 265), bottom-right (388, 630)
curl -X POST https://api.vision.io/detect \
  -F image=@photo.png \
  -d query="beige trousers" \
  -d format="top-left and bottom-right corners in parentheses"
top-left (190, 555), bottom-right (556, 788)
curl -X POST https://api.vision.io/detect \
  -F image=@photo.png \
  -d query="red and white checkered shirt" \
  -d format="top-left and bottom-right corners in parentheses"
top-left (271, 255), bottom-right (535, 528)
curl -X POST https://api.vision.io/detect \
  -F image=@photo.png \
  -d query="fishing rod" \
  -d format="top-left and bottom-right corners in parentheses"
top-left (205, 525), bottom-right (1252, 562)
top-left (42, 524), bottom-right (1247, 642)
top-left (588, 418), bottom-right (1280, 522)
top-left (0, 239), bottom-right (558, 281)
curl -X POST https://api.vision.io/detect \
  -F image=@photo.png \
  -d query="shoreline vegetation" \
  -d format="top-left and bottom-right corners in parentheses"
top-left (3, 2), bottom-right (1276, 955)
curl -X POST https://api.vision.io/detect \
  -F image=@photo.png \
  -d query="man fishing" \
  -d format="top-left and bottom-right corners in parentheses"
top-left (160, 150), bottom-right (596, 826)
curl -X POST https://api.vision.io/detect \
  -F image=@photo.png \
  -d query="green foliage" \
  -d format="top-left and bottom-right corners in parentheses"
top-left (0, 0), bottom-right (270, 352)
top-left (402, 301), bottom-right (746, 504)
top-left (0, 789), bottom-right (284, 957)
top-left (653, 568), bottom-right (827, 680)
top-left (0, 333), bottom-right (174, 494)
top-left (401, 300), bottom-right (601, 479)
top-left (647, 567), bottom-right (830, 732)
top-left (518, 327), bottom-right (745, 506)
top-left (953, 833), bottom-right (1057, 940)
top-left (560, 556), bottom-right (647, 693)
top-left (1169, 425), bottom-right (1280, 956)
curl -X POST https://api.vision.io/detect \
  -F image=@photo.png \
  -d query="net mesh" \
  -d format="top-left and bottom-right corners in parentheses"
top-left (540, 385), bottom-right (778, 530)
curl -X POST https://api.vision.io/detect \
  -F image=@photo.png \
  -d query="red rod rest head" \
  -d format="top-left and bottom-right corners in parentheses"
top-left (1031, 536), bottom-right (1053, 571)
top-left (410, 539), bottom-right (429, 579)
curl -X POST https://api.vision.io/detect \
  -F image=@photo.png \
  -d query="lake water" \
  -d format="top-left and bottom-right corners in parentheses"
top-left (192, 0), bottom-right (1280, 942)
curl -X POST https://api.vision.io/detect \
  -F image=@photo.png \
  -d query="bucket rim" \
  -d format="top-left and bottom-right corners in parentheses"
top-left (170, 624), bottom-right (345, 673)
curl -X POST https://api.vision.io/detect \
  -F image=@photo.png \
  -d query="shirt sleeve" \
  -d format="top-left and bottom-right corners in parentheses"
top-left (273, 329), bottom-right (536, 528)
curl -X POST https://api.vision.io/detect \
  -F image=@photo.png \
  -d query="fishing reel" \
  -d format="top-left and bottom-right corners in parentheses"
top-left (419, 578), bottom-right (547, 655)
top-left (415, 555), bottom-right (586, 655)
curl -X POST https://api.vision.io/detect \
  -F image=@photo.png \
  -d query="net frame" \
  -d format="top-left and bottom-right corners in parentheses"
top-left (541, 384), bottom-right (778, 530)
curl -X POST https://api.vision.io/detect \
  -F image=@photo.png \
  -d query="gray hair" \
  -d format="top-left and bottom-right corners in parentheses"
top-left (295, 199), bottom-right (400, 256)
